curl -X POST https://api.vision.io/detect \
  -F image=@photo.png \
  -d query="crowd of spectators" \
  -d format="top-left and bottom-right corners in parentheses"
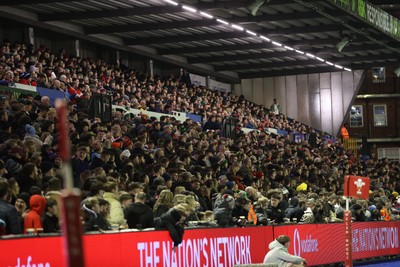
top-left (0, 39), bottom-right (400, 242)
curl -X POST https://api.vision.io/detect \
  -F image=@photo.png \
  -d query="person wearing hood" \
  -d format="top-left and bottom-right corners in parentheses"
top-left (124, 192), bottom-right (154, 229)
top-left (263, 235), bottom-right (307, 267)
top-left (24, 194), bottom-right (46, 233)
top-left (154, 203), bottom-right (192, 251)
top-left (24, 124), bottom-right (43, 151)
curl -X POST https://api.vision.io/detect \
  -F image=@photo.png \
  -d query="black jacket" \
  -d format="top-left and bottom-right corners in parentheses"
top-left (154, 208), bottom-right (184, 247)
top-left (42, 213), bottom-right (60, 233)
top-left (0, 199), bottom-right (22, 235)
top-left (154, 204), bottom-right (170, 218)
top-left (124, 202), bottom-right (154, 229)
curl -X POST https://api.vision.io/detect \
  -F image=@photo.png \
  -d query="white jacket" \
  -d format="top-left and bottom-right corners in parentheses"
top-left (263, 240), bottom-right (305, 267)
top-left (103, 192), bottom-right (125, 226)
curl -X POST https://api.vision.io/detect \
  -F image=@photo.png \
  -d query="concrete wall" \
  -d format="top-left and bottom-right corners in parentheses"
top-left (234, 70), bottom-right (364, 136)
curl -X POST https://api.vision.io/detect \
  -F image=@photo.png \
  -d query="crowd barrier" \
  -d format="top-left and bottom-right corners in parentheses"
top-left (1, 221), bottom-right (399, 267)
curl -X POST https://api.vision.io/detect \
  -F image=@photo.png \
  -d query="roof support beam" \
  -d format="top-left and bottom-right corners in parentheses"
top-left (159, 42), bottom-right (387, 56)
top-left (0, 0), bottom-right (73, 5)
top-left (38, 0), bottom-right (252, 22)
top-left (85, 11), bottom-right (323, 34)
top-left (239, 66), bottom-right (340, 79)
top-left (124, 24), bottom-right (348, 46)
top-left (216, 52), bottom-right (398, 71)
top-left (39, 6), bottom-right (180, 21)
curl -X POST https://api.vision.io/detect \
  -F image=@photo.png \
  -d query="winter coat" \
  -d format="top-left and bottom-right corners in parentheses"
top-left (0, 199), bottom-right (22, 235)
top-left (103, 192), bottom-right (126, 226)
top-left (263, 240), bottom-right (305, 267)
top-left (124, 202), bottom-right (154, 229)
top-left (24, 195), bottom-right (46, 233)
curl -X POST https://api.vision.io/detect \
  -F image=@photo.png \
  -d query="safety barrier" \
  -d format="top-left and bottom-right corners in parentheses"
top-left (343, 137), bottom-right (358, 155)
top-left (1, 221), bottom-right (400, 267)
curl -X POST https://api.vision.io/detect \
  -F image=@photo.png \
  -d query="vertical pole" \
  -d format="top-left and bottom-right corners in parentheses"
top-left (56, 100), bottom-right (85, 267)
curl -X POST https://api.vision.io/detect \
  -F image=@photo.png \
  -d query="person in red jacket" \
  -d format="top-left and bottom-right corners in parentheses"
top-left (24, 195), bottom-right (46, 233)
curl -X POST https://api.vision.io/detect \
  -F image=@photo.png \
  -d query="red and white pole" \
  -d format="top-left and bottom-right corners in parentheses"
top-left (56, 100), bottom-right (85, 267)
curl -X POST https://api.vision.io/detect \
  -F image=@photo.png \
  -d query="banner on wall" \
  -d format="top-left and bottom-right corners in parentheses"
top-left (209, 79), bottom-right (231, 93)
top-left (189, 73), bottom-right (207, 87)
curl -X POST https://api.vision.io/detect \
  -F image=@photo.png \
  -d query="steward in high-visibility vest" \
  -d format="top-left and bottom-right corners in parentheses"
top-left (341, 123), bottom-right (350, 140)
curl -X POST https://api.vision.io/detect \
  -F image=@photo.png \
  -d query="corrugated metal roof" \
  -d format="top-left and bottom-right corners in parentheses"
top-left (1, 0), bottom-right (400, 82)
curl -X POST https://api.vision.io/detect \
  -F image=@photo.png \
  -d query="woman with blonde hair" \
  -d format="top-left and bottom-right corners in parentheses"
top-left (184, 194), bottom-right (200, 222)
top-left (172, 193), bottom-right (187, 206)
top-left (153, 189), bottom-right (173, 218)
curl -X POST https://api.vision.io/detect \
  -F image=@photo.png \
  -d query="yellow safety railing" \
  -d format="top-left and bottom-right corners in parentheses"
top-left (343, 137), bottom-right (358, 156)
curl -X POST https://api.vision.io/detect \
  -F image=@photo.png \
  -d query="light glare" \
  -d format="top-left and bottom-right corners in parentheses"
top-left (182, 5), bottom-right (197, 13)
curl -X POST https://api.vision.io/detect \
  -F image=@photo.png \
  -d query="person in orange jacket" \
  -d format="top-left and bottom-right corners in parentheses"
top-left (341, 123), bottom-right (350, 140)
top-left (24, 195), bottom-right (46, 233)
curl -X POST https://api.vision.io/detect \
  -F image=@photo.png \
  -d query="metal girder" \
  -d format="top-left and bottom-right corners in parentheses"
top-left (215, 59), bottom-right (327, 72)
top-left (38, 0), bottom-right (252, 22)
top-left (158, 38), bottom-right (340, 55)
top-left (124, 31), bottom-right (250, 46)
top-left (39, 6), bottom-right (180, 21)
top-left (0, 0), bottom-right (74, 5)
top-left (124, 24), bottom-right (348, 46)
top-left (188, 50), bottom-right (318, 64)
top-left (85, 10), bottom-right (323, 35)
top-left (85, 19), bottom-right (214, 35)
top-left (239, 66), bottom-right (340, 79)
top-left (215, 52), bottom-right (398, 71)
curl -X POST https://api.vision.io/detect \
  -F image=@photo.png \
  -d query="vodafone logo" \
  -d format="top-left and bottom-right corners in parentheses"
top-left (292, 229), bottom-right (319, 256)
top-left (293, 229), bottom-right (302, 256)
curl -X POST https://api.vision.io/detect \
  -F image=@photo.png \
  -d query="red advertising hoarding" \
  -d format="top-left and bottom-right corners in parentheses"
top-left (352, 221), bottom-right (400, 260)
top-left (1, 222), bottom-right (400, 267)
top-left (273, 223), bottom-right (345, 266)
top-left (1, 226), bottom-right (273, 267)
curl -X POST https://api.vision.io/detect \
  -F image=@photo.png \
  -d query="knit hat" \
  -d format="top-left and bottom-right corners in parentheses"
top-left (120, 149), bottom-right (131, 159)
top-left (226, 181), bottom-right (234, 190)
top-left (41, 161), bottom-right (54, 174)
top-left (296, 183), bottom-right (308, 192)
top-left (219, 175), bottom-right (228, 184)
top-left (25, 124), bottom-right (36, 136)
top-left (17, 192), bottom-right (31, 208)
top-left (5, 159), bottom-right (22, 175)
top-left (122, 136), bottom-right (133, 148)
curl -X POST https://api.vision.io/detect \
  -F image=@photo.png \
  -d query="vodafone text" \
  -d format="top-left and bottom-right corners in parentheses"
top-left (137, 235), bottom-right (252, 267)
top-left (11, 256), bottom-right (50, 267)
top-left (292, 229), bottom-right (319, 256)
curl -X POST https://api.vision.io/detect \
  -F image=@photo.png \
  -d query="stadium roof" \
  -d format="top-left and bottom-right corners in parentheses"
top-left (1, 0), bottom-right (400, 83)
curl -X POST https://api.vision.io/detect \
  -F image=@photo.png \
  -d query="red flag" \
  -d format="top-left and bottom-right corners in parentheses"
top-left (344, 175), bottom-right (370, 199)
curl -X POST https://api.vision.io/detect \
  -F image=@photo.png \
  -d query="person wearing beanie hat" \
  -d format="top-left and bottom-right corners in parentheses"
top-left (24, 195), bottom-right (46, 233)
top-left (154, 203), bottom-right (192, 250)
top-left (296, 183), bottom-right (308, 192)
top-left (15, 192), bottom-right (30, 230)
top-left (120, 149), bottom-right (131, 160)
top-left (226, 181), bottom-right (235, 191)
top-left (25, 124), bottom-right (36, 136)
